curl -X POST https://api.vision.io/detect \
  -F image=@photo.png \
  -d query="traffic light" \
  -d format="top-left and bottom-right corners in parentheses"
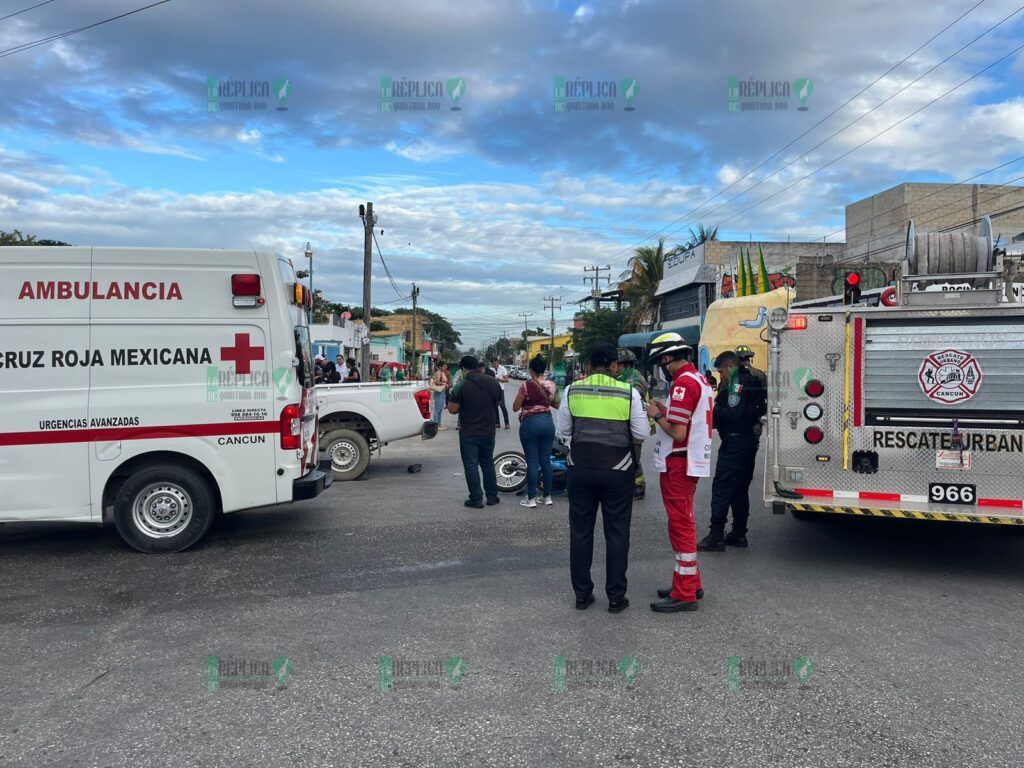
top-left (843, 271), bottom-right (861, 305)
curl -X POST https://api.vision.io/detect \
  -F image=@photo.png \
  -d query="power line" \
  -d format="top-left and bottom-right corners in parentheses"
top-left (0, 0), bottom-right (171, 58)
top-left (709, 36), bottom-right (1024, 239)
top-left (689, 4), bottom-right (1024, 255)
top-left (370, 229), bottom-right (411, 301)
top-left (592, 0), bottom-right (998, 267)
top-left (0, 0), bottom-right (57, 23)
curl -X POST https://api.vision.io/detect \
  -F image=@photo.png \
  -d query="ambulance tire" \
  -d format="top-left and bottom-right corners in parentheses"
top-left (113, 464), bottom-right (217, 553)
top-left (323, 429), bottom-right (371, 482)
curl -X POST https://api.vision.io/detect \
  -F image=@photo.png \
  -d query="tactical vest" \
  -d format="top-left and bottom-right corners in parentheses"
top-left (567, 373), bottom-right (634, 471)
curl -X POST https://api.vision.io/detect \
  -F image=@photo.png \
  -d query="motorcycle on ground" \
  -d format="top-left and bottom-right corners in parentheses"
top-left (493, 434), bottom-right (569, 496)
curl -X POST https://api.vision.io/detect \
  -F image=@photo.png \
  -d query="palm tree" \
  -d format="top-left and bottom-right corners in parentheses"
top-left (684, 224), bottom-right (719, 250)
top-left (624, 238), bottom-right (678, 331)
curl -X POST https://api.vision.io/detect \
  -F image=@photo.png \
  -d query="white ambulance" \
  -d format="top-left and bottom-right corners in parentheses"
top-left (0, 247), bottom-right (331, 552)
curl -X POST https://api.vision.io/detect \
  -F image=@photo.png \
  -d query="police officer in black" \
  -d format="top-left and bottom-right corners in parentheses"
top-left (698, 350), bottom-right (767, 551)
top-left (736, 344), bottom-right (767, 436)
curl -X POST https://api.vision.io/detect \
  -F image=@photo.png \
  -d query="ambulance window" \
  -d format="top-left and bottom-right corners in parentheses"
top-left (294, 326), bottom-right (313, 388)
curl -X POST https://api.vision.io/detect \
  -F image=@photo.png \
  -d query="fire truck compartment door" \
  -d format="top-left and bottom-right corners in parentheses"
top-left (864, 317), bottom-right (1024, 422)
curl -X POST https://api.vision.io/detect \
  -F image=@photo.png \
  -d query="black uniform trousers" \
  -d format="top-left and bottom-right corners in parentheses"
top-left (709, 432), bottom-right (759, 536)
top-left (568, 466), bottom-right (635, 602)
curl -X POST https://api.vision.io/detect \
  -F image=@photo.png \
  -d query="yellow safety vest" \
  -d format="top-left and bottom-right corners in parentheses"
top-left (567, 373), bottom-right (634, 471)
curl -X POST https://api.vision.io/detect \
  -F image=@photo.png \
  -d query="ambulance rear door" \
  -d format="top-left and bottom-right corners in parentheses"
top-left (0, 247), bottom-right (94, 521)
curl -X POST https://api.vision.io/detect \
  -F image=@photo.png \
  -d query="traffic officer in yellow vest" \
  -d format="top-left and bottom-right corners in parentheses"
top-left (556, 342), bottom-right (650, 613)
top-left (617, 348), bottom-right (650, 500)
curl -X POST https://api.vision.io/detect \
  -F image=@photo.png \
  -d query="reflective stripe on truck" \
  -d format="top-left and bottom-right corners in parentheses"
top-left (0, 420), bottom-right (280, 446)
top-left (789, 502), bottom-right (1024, 525)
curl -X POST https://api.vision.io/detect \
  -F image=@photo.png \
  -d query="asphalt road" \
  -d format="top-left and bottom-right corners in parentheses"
top-left (1, 417), bottom-right (1023, 767)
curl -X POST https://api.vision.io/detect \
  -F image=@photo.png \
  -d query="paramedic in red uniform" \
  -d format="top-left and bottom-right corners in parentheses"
top-left (646, 333), bottom-right (714, 614)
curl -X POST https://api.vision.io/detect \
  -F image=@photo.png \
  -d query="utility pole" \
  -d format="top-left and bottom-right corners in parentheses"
top-left (359, 202), bottom-right (375, 376)
top-left (518, 311), bottom-right (533, 364)
top-left (410, 282), bottom-right (420, 379)
top-left (583, 264), bottom-right (611, 311)
top-left (543, 295), bottom-right (562, 364)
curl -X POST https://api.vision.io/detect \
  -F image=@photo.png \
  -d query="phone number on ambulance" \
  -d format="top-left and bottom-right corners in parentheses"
top-left (1, 348), bottom-right (213, 368)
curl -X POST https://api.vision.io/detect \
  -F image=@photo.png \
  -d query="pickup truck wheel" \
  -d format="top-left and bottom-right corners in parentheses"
top-left (113, 464), bottom-right (216, 553)
top-left (323, 429), bottom-right (371, 481)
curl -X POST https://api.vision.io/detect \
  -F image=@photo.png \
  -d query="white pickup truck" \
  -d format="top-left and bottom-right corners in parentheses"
top-left (316, 381), bottom-right (437, 481)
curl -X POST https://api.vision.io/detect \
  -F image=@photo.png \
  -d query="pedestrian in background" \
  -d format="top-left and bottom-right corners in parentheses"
top-left (343, 358), bottom-right (360, 383)
top-left (646, 332), bottom-right (714, 614)
top-left (491, 357), bottom-right (511, 430)
top-left (557, 342), bottom-right (648, 613)
top-left (512, 354), bottom-right (558, 508)
top-left (429, 361), bottom-right (450, 431)
top-left (448, 356), bottom-right (502, 508)
top-left (336, 355), bottom-right (348, 381)
top-left (698, 350), bottom-right (766, 551)
top-left (322, 361), bottom-right (341, 384)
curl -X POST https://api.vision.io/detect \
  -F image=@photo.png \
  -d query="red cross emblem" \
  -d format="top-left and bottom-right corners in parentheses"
top-left (220, 332), bottom-right (265, 375)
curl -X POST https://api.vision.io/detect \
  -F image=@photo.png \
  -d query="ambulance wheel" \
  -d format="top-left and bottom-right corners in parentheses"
top-left (113, 465), bottom-right (216, 553)
top-left (323, 429), bottom-right (370, 482)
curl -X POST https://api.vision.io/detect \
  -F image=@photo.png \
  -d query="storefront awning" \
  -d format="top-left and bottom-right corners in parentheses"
top-left (617, 324), bottom-right (700, 350)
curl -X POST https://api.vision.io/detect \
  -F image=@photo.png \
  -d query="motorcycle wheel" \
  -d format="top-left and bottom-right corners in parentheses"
top-left (494, 451), bottom-right (528, 494)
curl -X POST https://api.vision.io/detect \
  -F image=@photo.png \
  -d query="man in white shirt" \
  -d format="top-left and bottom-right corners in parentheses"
top-left (491, 357), bottom-right (511, 430)
top-left (336, 355), bottom-right (349, 381)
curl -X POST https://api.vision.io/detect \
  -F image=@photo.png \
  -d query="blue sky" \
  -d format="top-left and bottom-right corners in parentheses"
top-left (1, 0), bottom-right (1023, 344)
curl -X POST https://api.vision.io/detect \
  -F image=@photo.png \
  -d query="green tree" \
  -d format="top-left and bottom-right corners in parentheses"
top-left (571, 309), bottom-right (626, 366)
top-left (624, 238), bottom-right (677, 331)
top-left (683, 224), bottom-right (719, 250)
top-left (0, 230), bottom-right (71, 246)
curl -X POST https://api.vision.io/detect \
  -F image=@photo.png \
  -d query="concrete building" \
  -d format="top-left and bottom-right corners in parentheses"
top-left (845, 182), bottom-right (1024, 262)
top-left (369, 332), bottom-right (403, 364)
top-left (375, 312), bottom-right (435, 370)
top-left (524, 333), bottom-right (573, 361)
top-left (310, 314), bottom-right (365, 362)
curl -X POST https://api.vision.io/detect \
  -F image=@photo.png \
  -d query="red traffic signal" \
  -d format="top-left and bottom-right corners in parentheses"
top-left (843, 271), bottom-right (862, 305)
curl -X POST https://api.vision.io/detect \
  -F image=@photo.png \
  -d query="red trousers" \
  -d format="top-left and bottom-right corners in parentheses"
top-left (659, 455), bottom-right (702, 602)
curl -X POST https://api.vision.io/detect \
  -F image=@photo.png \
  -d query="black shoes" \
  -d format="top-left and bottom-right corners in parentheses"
top-left (608, 599), bottom-right (630, 614)
top-left (657, 588), bottom-right (704, 600)
top-left (650, 597), bottom-right (699, 613)
top-left (485, 497), bottom-right (500, 506)
top-left (697, 534), bottom-right (726, 552)
top-left (464, 499), bottom-right (484, 509)
top-left (724, 531), bottom-right (748, 547)
top-left (575, 594), bottom-right (595, 610)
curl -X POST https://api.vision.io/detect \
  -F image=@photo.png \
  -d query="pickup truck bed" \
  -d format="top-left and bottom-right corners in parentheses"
top-left (315, 381), bottom-right (437, 481)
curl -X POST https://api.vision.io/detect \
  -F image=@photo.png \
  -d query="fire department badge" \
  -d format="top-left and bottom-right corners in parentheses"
top-left (917, 349), bottom-right (982, 404)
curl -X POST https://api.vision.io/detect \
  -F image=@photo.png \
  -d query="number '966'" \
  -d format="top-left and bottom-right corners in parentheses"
top-left (929, 483), bottom-right (975, 504)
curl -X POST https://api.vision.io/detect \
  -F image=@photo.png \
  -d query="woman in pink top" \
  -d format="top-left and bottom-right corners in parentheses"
top-left (512, 355), bottom-right (558, 507)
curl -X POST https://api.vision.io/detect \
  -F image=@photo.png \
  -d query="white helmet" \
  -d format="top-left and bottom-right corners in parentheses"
top-left (648, 331), bottom-right (690, 360)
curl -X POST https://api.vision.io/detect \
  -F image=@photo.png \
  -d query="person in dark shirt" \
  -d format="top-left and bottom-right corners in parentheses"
top-left (322, 361), bottom-right (341, 384)
top-left (343, 358), bottom-right (361, 383)
top-left (698, 350), bottom-right (765, 551)
top-left (448, 355), bottom-right (503, 508)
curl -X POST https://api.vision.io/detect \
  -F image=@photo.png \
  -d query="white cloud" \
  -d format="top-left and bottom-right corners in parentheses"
top-left (385, 140), bottom-right (462, 163)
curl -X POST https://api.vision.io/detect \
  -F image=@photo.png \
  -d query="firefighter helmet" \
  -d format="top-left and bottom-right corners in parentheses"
top-left (617, 348), bottom-right (638, 364)
top-left (648, 332), bottom-right (690, 360)
top-left (736, 344), bottom-right (754, 360)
